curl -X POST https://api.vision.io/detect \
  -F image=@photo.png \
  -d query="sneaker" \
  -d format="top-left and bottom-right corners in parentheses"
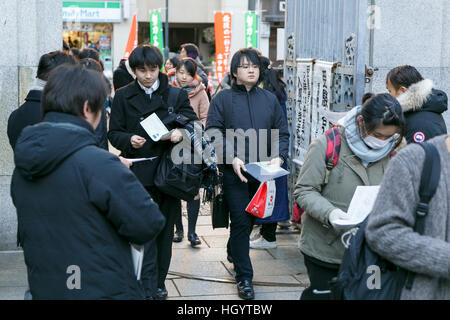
top-left (250, 237), bottom-right (277, 249)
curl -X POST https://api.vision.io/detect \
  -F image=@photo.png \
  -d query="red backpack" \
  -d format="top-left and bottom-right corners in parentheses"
top-left (292, 127), bottom-right (341, 224)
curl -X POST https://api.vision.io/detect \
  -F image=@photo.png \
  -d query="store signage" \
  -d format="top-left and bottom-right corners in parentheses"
top-left (149, 10), bottom-right (165, 57)
top-left (63, 1), bottom-right (121, 23)
top-left (214, 12), bottom-right (232, 84)
top-left (244, 12), bottom-right (258, 48)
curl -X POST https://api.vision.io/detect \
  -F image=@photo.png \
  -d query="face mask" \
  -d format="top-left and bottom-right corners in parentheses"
top-left (363, 135), bottom-right (393, 149)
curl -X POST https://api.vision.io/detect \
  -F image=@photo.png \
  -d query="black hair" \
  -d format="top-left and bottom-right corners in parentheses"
top-left (37, 51), bottom-right (76, 81)
top-left (63, 40), bottom-right (70, 51)
top-left (129, 45), bottom-right (164, 70)
top-left (41, 64), bottom-right (107, 118)
top-left (79, 48), bottom-right (100, 61)
top-left (262, 68), bottom-right (286, 102)
top-left (260, 56), bottom-right (271, 74)
top-left (79, 58), bottom-right (103, 73)
top-left (386, 65), bottom-right (424, 90)
top-left (230, 48), bottom-right (261, 82)
top-left (176, 58), bottom-right (197, 78)
top-left (181, 43), bottom-right (199, 59)
top-left (358, 93), bottom-right (406, 148)
top-left (168, 56), bottom-right (180, 68)
top-left (362, 92), bottom-right (375, 104)
top-left (70, 48), bottom-right (80, 58)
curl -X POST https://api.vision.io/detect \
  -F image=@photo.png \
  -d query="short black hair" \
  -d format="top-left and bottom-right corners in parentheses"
top-left (181, 43), bottom-right (199, 59)
top-left (362, 92), bottom-right (375, 104)
top-left (79, 58), bottom-right (103, 73)
top-left (42, 64), bottom-right (107, 118)
top-left (386, 65), bottom-right (424, 90)
top-left (129, 45), bottom-right (164, 70)
top-left (37, 51), bottom-right (76, 81)
top-left (230, 48), bottom-right (261, 82)
top-left (70, 48), bottom-right (80, 58)
top-left (176, 58), bottom-right (197, 78)
top-left (79, 48), bottom-right (100, 61)
top-left (168, 56), bottom-right (180, 68)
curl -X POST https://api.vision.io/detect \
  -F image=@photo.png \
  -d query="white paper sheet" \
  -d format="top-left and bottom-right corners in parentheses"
top-left (140, 113), bottom-right (171, 142)
top-left (123, 157), bottom-right (158, 163)
top-left (245, 162), bottom-right (290, 182)
top-left (130, 244), bottom-right (144, 280)
top-left (333, 186), bottom-right (380, 227)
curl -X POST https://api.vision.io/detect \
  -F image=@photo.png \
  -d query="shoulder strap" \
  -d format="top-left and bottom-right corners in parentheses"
top-left (223, 89), bottom-right (233, 129)
top-left (324, 126), bottom-right (341, 184)
top-left (405, 141), bottom-right (441, 289)
top-left (167, 86), bottom-right (181, 114)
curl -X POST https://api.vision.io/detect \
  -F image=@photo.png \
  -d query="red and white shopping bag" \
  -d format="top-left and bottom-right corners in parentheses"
top-left (245, 180), bottom-right (276, 219)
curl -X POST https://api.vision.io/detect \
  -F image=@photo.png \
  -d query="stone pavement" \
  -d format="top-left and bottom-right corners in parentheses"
top-left (0, 203), bottom-right (309, 300)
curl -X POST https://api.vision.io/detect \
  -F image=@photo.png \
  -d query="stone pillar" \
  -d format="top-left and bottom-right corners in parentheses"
top-left (0, 0), bottom-right (62, 250)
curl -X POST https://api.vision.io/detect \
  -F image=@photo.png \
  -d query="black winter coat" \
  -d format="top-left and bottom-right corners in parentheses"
top-left (7, 90), bottom-right (109, 151)
top-left (397, 79), bottom-right (448, 143)
top-left (7, 90), bottom-right (42, 150)
top-left (108, 73), bottom-right (198, 186)
top-left (206, 83), bottom-right (290, 165)
top-left (11, 112), bottom-right (166, 300)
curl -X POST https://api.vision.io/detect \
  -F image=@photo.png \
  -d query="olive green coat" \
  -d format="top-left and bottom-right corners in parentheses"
top-left (293, 126), bottom-right (391, 264)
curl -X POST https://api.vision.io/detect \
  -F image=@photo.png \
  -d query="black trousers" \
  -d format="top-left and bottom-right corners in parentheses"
top-left (141, 186), bottom-right (181, 297)
top-left (222, 166), bottom-right (259, 283)
top-left (174, 198), bottom-right (200, 235)
top-left (260, 223), bottom-right (277, 242)
top-left (300, 253), bottom-right (340, 300)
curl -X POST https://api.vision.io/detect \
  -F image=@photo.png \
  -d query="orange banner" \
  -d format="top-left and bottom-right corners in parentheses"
top-left (214, 12), bottom-right (232, 84)
top-left (122, 14), bottom-right (137, 60)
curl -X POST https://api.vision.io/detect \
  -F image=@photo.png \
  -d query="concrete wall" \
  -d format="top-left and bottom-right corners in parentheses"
top-left (368, 0), bottom-right (450, 132)
top-left (0, 0), bottom-right (62, 250)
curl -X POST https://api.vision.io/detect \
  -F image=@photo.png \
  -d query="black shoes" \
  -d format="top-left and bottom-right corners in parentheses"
top-left (173, 230), bottom-right (183, 243)
top-left (188, 233), bottom-right (201, 247)
top-left (154, 287), bottom-right (168, 300)
top-left (237, 280), bottom-right (255, 300)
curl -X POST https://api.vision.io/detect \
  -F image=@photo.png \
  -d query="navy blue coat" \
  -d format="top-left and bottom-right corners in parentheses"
top-left (11, 112), bottom-right (165, 300)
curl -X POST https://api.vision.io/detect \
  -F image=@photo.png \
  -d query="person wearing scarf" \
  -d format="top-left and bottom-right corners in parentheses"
top-left (294, 93), bottom-right (406, 300)
top-left (171, 58), bottom-right (210, 247)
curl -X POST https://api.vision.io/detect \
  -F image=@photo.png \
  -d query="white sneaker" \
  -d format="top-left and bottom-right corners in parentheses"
top-left (249, 237), bottom-right (277, 250)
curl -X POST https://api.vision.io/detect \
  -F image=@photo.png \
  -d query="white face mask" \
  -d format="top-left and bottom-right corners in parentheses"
top-left (363, 135), bottom-right (392, 150)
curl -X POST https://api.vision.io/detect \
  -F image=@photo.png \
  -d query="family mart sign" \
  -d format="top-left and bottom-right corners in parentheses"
top-left (63, 1), bottom-right (121, 23)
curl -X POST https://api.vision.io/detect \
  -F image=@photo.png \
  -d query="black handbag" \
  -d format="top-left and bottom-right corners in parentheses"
top-left (210, 173), bottom-right (230, 229)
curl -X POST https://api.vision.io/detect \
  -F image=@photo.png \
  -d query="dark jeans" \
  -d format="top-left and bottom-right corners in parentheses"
top-left (174, 198), bottom-right (200, 235)
top-left (300, 253), bottom-right (340, 300)
top-left (141, 186), bottom-right (181, 297)
top-left (260, 223), bottom-right (277, 242)
top-left (223, 166), bottom-right (259, 283)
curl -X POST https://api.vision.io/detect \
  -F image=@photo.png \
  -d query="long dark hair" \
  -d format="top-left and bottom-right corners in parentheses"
top-left (262, 68), bottom-right (286, 102)
top-left (357, 93), bottom-right (406, 149)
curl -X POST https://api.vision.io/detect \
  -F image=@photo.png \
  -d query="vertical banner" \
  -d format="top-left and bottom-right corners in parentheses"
top-left (244, 12), bottom-right (258, 48)
top-left (311, 61), bottom-right (334, 141)
top-left (214, 12), bottom-right (232, 84)
top-left (122, 13), bottom-right (137, 60)
top-left (150, 10), bottom-right (164, 57)
top-left (294, 59), bottom-right (314, 165)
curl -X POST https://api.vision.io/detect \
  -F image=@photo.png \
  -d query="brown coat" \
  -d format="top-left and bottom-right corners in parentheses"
top-left (187, 82), bottom-right (210, 127)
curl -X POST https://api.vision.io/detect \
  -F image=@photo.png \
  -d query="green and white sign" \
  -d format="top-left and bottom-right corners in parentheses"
top-left (150, 10), bottom-right (165, 58)
top-left (63, 1), bottom-right (121, 23)
top-left (245, 12), bottom-right (259, 48)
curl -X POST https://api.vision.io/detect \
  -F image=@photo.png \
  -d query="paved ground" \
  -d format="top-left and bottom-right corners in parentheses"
top-left (0, 202), bottom-right (309, 300)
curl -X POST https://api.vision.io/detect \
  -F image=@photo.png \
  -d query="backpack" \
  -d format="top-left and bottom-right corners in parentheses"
top-left (329, 142), bottom-right (441, 300)
top-left (292, 126), bottom-right (341, 223)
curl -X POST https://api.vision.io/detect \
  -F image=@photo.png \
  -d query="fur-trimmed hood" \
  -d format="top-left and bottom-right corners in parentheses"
top-left (397, 79), bottom-right (448, 114)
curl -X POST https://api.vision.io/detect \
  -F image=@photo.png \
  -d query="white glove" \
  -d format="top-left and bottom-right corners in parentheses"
top-left (328, 209), bottom-right (350, 229)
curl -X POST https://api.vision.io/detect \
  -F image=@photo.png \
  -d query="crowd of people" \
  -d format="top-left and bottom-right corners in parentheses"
top-left (6, 38), bottom-right (449, 300)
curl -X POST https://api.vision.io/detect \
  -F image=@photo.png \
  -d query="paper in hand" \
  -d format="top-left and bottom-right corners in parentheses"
top-left (130, 244), bottom-right (144, 280)
top-left (140, 113), bottom-right (172, 142)
top-left (332, 186), bottom-right (380, 227)
top-left (123, 157), bottom-right (158, 163)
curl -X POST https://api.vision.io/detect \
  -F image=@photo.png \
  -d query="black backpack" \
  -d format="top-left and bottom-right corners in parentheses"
top-left (329, 142), bottom-right (441, 300)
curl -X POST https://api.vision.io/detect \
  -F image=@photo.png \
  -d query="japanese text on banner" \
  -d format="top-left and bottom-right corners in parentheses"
top-left (214, 12), bottom-right (232, 84)
top-left (150, 10), bottom-right (164, 58)
top-left (245, 12), bottom-right (258, 48)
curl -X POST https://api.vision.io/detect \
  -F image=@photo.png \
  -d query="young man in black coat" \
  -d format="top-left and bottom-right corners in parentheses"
top-left (206, 48), bottom-right (290, 300)
top-left (7, 51), bottom-right (75, 150)
top-left (11, 65), bottom-right (166, 300)
top-left (108, 45), bottom-right (198, 300)
top-left (386, 65), bottom-right (448, 143)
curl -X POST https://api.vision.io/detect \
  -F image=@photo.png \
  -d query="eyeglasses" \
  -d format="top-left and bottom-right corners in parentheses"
top-left (238, 64), bottom-right (259, 70)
